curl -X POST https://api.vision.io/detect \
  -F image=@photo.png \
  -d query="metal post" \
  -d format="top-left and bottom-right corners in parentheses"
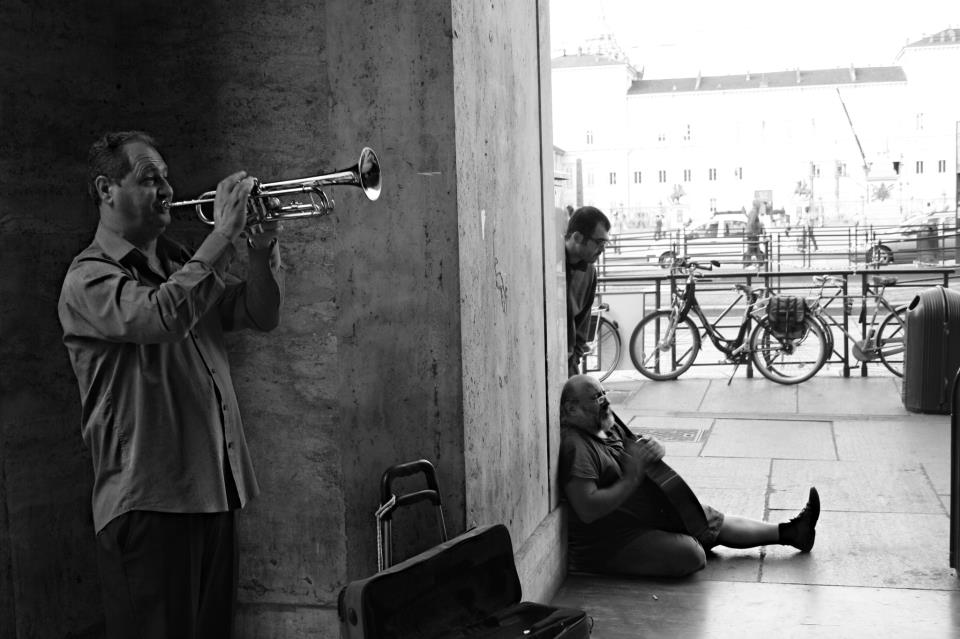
top-left (955, 121), bottom-right (959, 264)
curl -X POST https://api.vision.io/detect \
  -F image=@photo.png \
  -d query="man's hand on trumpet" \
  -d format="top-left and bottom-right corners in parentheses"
top-left (213, 170), bottom-right (256, 243)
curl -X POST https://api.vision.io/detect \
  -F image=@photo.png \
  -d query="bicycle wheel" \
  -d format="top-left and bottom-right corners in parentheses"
top-left (583, 317), bottom-right (622, 381)
top-left (629, 310), bottom-right (701, 380)
top-left (876, 304), bottom-right (907, 377)
top-left (750, 316), bottom-right (827, 385)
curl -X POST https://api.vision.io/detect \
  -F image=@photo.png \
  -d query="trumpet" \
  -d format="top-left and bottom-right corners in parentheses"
top-left (166, 147), bottom-right (380, 226)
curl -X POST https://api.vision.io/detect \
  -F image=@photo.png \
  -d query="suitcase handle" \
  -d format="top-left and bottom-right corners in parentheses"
top-left (376, 459), bottom-right (448, 571)
top-left (379, 458), bottom-right (441, 504)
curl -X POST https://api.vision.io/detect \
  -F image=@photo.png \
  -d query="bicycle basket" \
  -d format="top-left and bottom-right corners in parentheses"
top-left (766, 295), bottom-right (807, 340)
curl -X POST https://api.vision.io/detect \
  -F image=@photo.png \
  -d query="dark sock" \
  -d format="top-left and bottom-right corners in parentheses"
top-left (778, 521), bottom-right (799, 545)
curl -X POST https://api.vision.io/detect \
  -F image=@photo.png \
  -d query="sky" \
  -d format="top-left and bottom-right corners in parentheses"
top-left (550, 0), bottom-right (960, 78)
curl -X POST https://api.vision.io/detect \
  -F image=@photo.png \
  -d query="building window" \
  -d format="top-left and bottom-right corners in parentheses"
top-left (683, 124), bottom-right (691, 141)
top-left (609, 172), bottom-right (617, 185)
top-left (587, 172), bottom-right (595, 186)
top-left (838, 162), bottom-right (847, 177)
top-left (916, 160), bottom-right (924, 174)
top-left (657, 132), bottom-right (666, 143)
top-left (683, 169), bottom-right (692, 182)
top-left (586, 130), bottom-right (594, 144)
top-left (734, 167), bottom-right (743, 180)
top-left (633, 171), bottom-right (642, 183)
top-left (708, 168), bottom-right (717, 181)
top-left (709, 198), bottom-right (717, 213)
top-left (939, 160), bottom-right (947, 173)
top-left (916, 113), bottom-right (924, 131)
top-left (658, 170), bottom-right (667, 183)
top-left (812, 164), bottom-right (820, 178)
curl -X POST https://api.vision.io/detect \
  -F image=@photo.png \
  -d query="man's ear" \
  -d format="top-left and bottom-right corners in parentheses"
top-left (94, 175), bottom-right (113, 205)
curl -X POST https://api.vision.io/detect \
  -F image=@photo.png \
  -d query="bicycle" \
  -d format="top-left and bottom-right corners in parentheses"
top-left (628, 257), bottom-right (829, 384)
top-left (805, 274), bottom-right (907, 377)
top-left (580, 302), bottom-right (622, 381)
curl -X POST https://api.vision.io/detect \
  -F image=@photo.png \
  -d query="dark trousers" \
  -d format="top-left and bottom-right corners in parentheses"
top-left (96, 510), bottom-right (238, 639)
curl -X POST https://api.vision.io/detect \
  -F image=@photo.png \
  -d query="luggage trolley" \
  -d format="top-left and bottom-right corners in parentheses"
top-left (338, 459), bottom-right (592, 638)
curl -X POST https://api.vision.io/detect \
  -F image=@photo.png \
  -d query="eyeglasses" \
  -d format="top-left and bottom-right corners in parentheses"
top-left (588, 236), bottom-right (612, 250)
top-left (588, 389), bottom-right (608, 404)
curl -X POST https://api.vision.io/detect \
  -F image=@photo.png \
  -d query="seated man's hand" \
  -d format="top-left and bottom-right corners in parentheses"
top-left (625, 435), bottom-right (665, 473)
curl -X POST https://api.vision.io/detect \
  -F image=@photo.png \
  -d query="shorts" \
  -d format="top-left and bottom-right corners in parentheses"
top-left (697, 504), bottom-right (725, 549)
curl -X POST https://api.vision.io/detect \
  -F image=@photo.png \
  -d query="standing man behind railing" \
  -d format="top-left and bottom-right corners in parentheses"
top-left (565, 206), bottom-right (611, 376)
top-left (744, 200), bottom-right (765, 266)
top-left (801, 205), bottom-right (819, 251)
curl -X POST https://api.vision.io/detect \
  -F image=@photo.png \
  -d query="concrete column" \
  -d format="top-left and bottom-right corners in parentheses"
top-left (0, 1), bottom-right (564, 636)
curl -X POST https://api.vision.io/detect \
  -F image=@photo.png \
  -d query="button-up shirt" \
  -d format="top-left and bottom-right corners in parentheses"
top-left (58, 223), bottom-right (283, 532)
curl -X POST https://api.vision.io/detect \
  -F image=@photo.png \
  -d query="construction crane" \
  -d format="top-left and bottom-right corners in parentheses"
top-left (836, 88), bottom-right (870, 177)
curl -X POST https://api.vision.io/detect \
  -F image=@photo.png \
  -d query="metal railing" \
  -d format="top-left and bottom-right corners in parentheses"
top-left (600, 223), bottom-right (959, 275)
top-left (597, 267), bottom-right (956, 378)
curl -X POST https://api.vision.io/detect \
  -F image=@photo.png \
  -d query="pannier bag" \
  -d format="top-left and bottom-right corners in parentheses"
top-left (766, 295), bottom-right (807, 339)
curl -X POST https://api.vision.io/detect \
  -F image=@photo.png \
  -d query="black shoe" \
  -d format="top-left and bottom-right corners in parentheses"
top-left (781, 487), bottom-right (820, 552)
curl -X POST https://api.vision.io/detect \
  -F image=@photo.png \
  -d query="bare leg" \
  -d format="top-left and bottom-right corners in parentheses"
top-left (715, 515), bottom-right (780, 549)
top-left (717, 488), bottom-right (820, 552)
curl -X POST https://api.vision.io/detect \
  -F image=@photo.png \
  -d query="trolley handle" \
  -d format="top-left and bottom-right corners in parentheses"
top-left (376, 459), bottom-right (449, 571)
top-left (380, 459), bottom-right (440, 502)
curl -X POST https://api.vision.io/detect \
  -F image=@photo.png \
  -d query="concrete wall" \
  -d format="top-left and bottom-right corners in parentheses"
top-left (0, 1), bottom-right (563, 637)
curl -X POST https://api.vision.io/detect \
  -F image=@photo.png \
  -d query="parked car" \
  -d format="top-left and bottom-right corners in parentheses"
top-left (644, 217), bottom-right (764, 268)
top-left (866, 211), bottom-right (958, 265)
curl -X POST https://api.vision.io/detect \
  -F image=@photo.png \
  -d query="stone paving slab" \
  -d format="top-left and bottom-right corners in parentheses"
top-left (553, 574), bottom-right (960, 638)
top-left (797, 376), bottom-right (905, 416)
top-left (619, 379), bottom-right (710, 412)
top-left (770, 459), bottom-right (944, 514)
top-left (940, 494), bottom-right (952, 517)
top-left (698, 378), bottom-right (798, 414)
top-left (623, 414), bottom-right (713, 431)
top-left (832, 418), bottom-right (950, 463)
top-left (762, 510), bottom-right (958, 590)
top-left (665, 457), bottom-right (771, 492)
top-left (925, 460), bottom-right (952, 497)
top-left (701, 418), bottom-right (835, 460)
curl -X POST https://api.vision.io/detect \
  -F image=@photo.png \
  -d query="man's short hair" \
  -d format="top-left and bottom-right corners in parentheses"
top-left (559, 375), bottom-right (589, 422)
top-left (86, 131), bottom-right (159, 206)
top-left (565, 206), bottom-right (610, 239)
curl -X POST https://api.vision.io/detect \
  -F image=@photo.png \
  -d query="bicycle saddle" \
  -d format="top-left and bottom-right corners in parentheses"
top-left (870, 276), bottom-right (898, 288)
top-left (733, 283), bottom-right (755, 296)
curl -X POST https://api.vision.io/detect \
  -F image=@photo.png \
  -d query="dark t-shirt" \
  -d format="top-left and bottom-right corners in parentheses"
top-left (558, 422), bottom-right (685, 567)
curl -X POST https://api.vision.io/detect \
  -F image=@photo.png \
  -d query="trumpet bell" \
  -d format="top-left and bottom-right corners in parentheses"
top-left (357, 147), bottom-right (381, 202)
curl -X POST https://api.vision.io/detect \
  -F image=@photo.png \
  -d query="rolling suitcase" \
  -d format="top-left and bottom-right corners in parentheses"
top-left (338, 459), bottom-right (591, 638)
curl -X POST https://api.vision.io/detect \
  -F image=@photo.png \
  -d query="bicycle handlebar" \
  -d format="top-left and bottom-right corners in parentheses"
top-left (812, 274), bottom-right (844, 288)
top-left (672, 256), bottom-right (721, 273)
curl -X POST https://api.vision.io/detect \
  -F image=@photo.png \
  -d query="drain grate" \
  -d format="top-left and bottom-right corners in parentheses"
top-left (632, 427), bottom-right (705, 443)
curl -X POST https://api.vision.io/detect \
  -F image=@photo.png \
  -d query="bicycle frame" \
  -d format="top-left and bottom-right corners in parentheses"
top-left (669, 268), bottom-right (764, 363)
top-left (808, 276), bottom-right (903, 373)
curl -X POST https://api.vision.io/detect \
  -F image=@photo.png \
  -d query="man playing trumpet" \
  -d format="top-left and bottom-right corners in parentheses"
top-left (58, 131), bottom-right (284, 637)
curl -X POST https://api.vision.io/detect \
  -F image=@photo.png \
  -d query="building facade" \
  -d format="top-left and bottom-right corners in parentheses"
top-left (553, 29), bottom-right (960, 230)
